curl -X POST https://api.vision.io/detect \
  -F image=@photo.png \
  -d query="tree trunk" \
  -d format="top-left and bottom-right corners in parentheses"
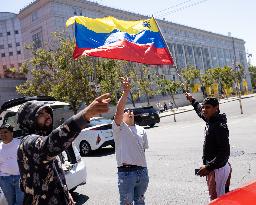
top-left (171, 93), bottom-right (177, 122)
top-left (129, 91), bottom-right (136, 107)
top-left (146, 92), bottom-right (150, 106)
top-left (171, 93), bottom-right (177, 108)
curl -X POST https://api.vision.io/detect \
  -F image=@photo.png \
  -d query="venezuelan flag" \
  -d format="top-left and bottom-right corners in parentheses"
top-left (66, 16), bottom-right (174, 65)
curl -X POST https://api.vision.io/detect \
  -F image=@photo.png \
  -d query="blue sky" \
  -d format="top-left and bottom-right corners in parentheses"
top-left (2, 0), bottom-right (255, 65)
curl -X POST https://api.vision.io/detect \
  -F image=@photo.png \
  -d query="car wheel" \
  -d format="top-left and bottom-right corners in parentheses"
top-left (149, 123), bottom-right (155, 128)
top-left (80, 141), bottom-right (91, 156)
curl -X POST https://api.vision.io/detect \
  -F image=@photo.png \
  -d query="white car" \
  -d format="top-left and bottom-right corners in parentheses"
top-left (60, 144), bottom-right (87, 191)
top-left (0, 96), bottom-right (87, 192)
top-left (73, 120), bottom-right (114, 156)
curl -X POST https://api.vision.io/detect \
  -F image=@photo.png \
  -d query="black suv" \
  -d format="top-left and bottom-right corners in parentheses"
top-left (126, 106), bottom-right (160, 127)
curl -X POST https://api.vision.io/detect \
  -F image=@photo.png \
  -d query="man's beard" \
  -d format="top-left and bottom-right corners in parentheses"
top-left (37, 123), bottom-right (53, 136)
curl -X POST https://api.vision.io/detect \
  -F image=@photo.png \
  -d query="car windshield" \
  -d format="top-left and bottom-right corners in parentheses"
top-left (89, 117), bottom-right (112, 126)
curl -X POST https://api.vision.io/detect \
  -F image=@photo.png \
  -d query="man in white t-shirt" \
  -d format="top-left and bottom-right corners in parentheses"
top-left (0, 124), bottom-right (24, 205)
top-left (113, 77), bottom-right (149, 205)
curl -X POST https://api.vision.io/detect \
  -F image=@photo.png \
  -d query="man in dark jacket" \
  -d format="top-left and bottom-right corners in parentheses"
top-left (17, 94), bottom-right (110, 205)
top-left (185, 93), bottom-right (231, 201)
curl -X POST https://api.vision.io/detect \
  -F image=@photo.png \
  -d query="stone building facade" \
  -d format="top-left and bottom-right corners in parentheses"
top-left (17, 0), bottom-right (251, 89)
top-left (0, 12), bottom-right (24, 105)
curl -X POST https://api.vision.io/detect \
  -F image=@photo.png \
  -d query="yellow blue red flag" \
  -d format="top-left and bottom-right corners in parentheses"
top-left (66, 16), bottom-right (174, 65)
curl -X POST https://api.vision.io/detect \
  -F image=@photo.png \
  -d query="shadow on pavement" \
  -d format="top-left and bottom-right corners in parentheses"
top-left (71, 192), bottom-right (89, 205)
top-left (86, 147), bottom-right (115, 157)
top-left (144, 125), bottom-right (159, 129)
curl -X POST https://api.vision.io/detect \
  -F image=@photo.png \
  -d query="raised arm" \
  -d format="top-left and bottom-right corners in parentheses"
top-left (114, 77), bottom-right (131, 126)
top-left (185, 92), bottom-right (206, 121)
top-left (22, 93), bottom-right (111, 162)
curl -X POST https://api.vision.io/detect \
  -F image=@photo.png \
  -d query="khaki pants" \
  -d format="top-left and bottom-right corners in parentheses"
top-left (206, 163), bottom-right (232, 201)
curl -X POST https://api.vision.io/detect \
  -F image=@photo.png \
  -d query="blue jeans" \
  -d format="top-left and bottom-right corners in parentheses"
top-left (118, 167), bottom-right (149, 205)
top-left (0, 175), bottom-right (24, 205)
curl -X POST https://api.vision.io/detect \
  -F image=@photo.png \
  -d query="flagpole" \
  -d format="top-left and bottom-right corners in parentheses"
top-left (153, 16), bottom-right (186, 123)
top-left (152, 16), bottom-right (187, 93)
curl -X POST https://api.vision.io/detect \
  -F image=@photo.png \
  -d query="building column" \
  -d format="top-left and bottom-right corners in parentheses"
top-left (182, 44), bottom-right (187, 68)
top-left (191, 45), bottom-right (196, 67)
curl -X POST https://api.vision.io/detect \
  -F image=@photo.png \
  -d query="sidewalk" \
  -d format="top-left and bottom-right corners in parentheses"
top-left (159, 93), bottom-right (256, 118)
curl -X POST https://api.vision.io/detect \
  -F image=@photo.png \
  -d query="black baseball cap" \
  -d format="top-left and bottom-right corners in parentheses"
top-left (202, 97), bottom-right (219, 107)
top-left (0, 123), bottom-right (13, 132)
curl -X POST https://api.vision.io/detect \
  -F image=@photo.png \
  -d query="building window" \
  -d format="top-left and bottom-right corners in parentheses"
top-left (202, 47), bottom-right (211, 69)
top-left (16, 42), bottom-right (20, 47)
top-left (239, 51), bottom-right (246, 68)
top-left (0, 45), bottom-right (4, 49)
top-left (7, 31), bottom-right (11, 36)
top-left (15, 30), bottom-right (19, 34)
top-left (184, 45), bottom-right (194, 66)
top-left (32, 31), bottom-right (43, 49)
top-left (17, 51), bottom-right (21, 55)
top-left (1, 53), bottom-right (5, 57)
top-left (32, 11), bottom-right (38, 21)
top-left (8, 43), bottom-right (12, 48)
top-left (9, 52), bottom-right (13, 56)
top-left (0, 33), bottom-right (2, 37)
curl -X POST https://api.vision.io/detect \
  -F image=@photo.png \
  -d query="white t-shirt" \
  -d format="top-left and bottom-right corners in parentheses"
top-left (0, 138), bottom-right (21, 176)
top-left (112, 121), bottom-right (149, 167)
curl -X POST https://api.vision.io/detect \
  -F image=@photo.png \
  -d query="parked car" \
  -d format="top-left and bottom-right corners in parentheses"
top-left (0, 96), bottom-right (87, 192)
top-left (125, 106), bottom-right (160, 127)
top-left (61, 144), bottom-right (87, 192)
top-left (73, 122), bottom-right (114, 156)
top-left (89, 117), bottom-right (112, 126)
top-left (209, 180), bottom-right (256, 205)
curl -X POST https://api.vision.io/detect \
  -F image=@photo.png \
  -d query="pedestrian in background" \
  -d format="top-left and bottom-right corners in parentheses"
top-left (185, 93), bottom-right (231, 201)
top-left (113, 77), bottom-right (149, 205)
top-left (0, 123), bottom-right (24, 205)
top-left (163, 102), bottom-right (168, 111)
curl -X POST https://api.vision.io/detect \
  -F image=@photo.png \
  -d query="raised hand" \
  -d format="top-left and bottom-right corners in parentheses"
top-left (83, 93), bottom-right (111, 121)
top-left (120, 77), bottom-right (131, 94)
top-left (185, 92), bottom-right (193, 102)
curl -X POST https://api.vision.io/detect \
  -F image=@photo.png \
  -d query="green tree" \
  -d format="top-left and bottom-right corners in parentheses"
top-left (181, 66), bottom-right (200, 92)
top-left (96, 59), bottom-right (125, 104)
top-left (134, 65), bottom-right (158, 106)
top-left (200, 69), bottom-right (215, 97)
top-left (219, 66), bottom-right (236, 96)
top-left (201, 67), bottom-right (235, 97)
top-left (156, 78), bottom-right (182, 108)
top-left (249, 65), bottom-right (256, 89)
top-left (126, 63), bottom-right (141, 107)
top-left (233, 65), bottom-right (245, 84)
top-left (16, 32), bottom-right (95, 113)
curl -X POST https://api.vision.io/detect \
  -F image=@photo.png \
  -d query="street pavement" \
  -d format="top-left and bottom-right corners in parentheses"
top-left (72, 95), bottom-right (256, 205)
top-left (159, 93), bottom-right (256, 118)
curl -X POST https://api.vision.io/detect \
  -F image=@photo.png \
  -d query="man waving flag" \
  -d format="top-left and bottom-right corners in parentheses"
top-left (66, 16), bottom-right (174, 65)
